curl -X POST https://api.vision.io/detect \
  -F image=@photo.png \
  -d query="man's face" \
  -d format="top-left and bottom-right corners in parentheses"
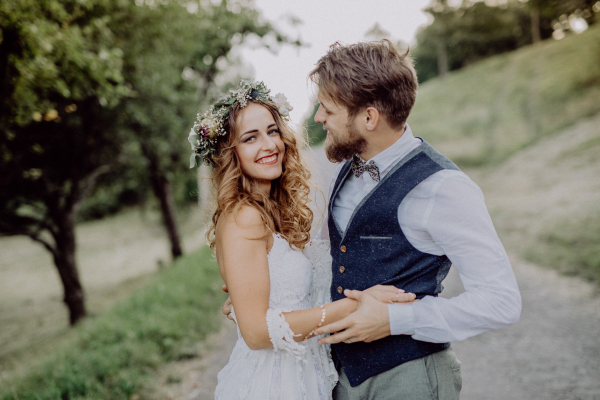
top-left (314, 91), bottom-right (366, 163)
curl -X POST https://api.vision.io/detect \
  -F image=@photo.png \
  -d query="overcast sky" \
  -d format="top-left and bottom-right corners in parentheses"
top-left (238, 0), bottom-right (433, 123)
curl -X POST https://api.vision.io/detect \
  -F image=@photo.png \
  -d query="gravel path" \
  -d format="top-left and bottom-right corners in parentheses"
top-left (165, 132), bottom-right (600, 399)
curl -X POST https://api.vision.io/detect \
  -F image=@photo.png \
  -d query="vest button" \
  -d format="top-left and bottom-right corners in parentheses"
top-left (340, 245), bottom-right (347, 253)
top-left (337, 286), bottom-right (343, 294)
top-left (339, 266), bottom-right (346, 273)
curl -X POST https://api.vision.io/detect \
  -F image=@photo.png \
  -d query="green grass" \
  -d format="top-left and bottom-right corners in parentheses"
top-left (525, 211), bottom-right (600, 284)
top-left (0, 246), bottom-right (225, 400)
top-left (409, 26), bottom-right (600, 283)
top-left (409, 25), bottom-right (600, 167)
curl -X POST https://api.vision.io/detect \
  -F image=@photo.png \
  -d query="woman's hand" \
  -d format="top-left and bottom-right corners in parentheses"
top-left (363, 285), bottom-right (417, 304)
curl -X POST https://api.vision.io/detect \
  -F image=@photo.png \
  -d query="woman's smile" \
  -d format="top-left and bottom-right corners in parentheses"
top-left (256, 153), bottom-right (278, 165)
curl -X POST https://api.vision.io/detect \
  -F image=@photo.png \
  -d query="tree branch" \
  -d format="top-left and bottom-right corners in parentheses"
top-left (73, 163), bottom-right (112, 214)
top-left (29, 231), bottom-right (57, 256)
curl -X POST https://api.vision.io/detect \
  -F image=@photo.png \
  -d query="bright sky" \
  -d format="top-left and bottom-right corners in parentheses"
top-left (238, 0), bottom-right (433, 123)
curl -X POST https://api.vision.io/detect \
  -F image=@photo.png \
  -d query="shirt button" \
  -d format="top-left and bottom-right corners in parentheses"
top-left (339, 266), bottom-right (346, 273)
top-left (337, 286), bottom-right (343, 294)
top-left (340, 245), bottom-right (347, 253)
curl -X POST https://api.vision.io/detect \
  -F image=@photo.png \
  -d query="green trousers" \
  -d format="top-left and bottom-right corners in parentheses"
top-left (333, 347), bottom-right (462, 400)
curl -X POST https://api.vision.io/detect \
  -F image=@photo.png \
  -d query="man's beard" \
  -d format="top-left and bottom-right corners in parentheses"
top-left (324, 120), bottom-right (366, 163)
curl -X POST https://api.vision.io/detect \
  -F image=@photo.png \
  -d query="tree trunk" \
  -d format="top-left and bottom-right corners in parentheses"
top-left (436, 40), bottom-right (449, 78)
top-left (51, 209), bottom-right (86, 325)
top-left (531, 9), bottom-right (541, 44)
top-left (148, 161), bottom-right (183, 259)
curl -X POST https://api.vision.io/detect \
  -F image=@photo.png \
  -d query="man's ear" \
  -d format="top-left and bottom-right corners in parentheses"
top-left (364, 107), bottom-right (380, 131)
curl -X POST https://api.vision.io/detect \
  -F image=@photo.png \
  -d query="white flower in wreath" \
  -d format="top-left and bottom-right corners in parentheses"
top-left (273, 93), bottom-right (293, 118)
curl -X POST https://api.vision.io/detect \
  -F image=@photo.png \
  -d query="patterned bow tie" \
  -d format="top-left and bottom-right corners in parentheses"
top-left (351, 155), bottom-right (380, 182)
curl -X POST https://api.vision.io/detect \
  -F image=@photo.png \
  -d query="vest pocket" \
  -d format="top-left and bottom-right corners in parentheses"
top-left (359, 236), bottom-right (393, 240)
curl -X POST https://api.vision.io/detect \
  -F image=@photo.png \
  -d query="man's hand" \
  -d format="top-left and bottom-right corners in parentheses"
top-left (364, 285), bottom-right (416, 304)
top-left (315, 289), bottom-right (393, 344)
top-left (221, 284), bottom-right (234, 321)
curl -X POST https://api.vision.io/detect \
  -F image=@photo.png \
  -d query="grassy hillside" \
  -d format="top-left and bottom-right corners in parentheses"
top-left (409, 26), bottom-right (600, 283)
top-left (0, 246), bottom-right (226, 400)
top-left (409, 24), bottom-right (600, 167)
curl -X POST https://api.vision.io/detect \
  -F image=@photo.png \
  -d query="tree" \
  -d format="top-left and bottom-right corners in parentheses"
top-left (0, 0), bottom-right (291, 325)
top-left (414, 1), bottom-right (537, 82)
top-left (0, 0), bottom-right (130, 324)
top-left (527, 0), bottom-right (597, 41)
top-left (109, 0), bottom-right (296, 260)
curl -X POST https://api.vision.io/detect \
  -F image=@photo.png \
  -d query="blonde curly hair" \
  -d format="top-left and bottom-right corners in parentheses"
top-left (206, 99), bottom-right (313, 250)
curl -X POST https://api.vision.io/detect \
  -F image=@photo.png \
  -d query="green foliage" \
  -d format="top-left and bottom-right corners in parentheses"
top-left (413, 2), bottom-right (541, 83)
top-left (0, 0), bottom-right (131, 238)
top-left (0, 0), bottom-right (130, 126)
top-left (408, 23), bottom-right (600, 167)
top-left (528, 0), bottom-right (597, 26)
top-left (0, 246), bottom-right (226, 399)
top-left (413, 0), bottom-right (598, 82)
top-left (304, 102), bottom-right (327, 145)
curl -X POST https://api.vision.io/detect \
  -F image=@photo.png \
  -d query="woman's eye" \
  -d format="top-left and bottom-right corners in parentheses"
top-left (268, 129), bottom-right (280, 136)
top-left (244, 136), bottom-right (256, 143)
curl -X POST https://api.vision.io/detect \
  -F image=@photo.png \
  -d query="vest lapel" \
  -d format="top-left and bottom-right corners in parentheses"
top-left (339, 141), bottom-right (428, 239)
top-left (329, 161), bottom-right (353, 239)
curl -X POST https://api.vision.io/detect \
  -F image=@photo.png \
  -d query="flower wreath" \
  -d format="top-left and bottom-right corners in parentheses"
top-left (188, 79), bottom-right (293, 168)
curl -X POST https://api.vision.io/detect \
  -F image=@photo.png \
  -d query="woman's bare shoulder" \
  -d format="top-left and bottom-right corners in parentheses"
top-left (217, 205), bottom-right (269, 240)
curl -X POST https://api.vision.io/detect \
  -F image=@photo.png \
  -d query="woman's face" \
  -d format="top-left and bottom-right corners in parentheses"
top-left (233, 103), bottom-right (285, 187)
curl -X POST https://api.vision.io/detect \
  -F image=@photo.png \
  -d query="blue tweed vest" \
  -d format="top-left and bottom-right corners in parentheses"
top-left (328, 140), bottom-right (460, 387)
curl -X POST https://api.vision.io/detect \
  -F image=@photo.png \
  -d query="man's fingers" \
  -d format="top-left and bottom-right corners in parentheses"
top-left (394, 292), bottom-right (417, 303)
top-left (222, 296), bottom-right (232, 316)
top-left (343, 289), bottom-right (363, 301)
top-left (317, 329), bottom-right (356, 345)
top-left (377, 285), bottom-right (404, 293)
top-left (314, 316), bottom-right (352, 336)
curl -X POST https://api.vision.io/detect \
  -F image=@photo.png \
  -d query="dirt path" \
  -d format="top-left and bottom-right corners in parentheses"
top-left (165, 119), bottom-right (600, 399)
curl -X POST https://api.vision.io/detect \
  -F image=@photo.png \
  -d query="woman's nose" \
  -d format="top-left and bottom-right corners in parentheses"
top-left (262, 134), bottom-right (277, 151)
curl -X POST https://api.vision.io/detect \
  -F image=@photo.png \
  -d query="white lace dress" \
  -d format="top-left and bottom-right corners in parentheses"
top-left (214, 235), bottom-right (338, 400)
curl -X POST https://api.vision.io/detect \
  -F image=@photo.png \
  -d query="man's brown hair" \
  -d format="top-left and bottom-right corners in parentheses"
top-left (309, 39), bottom-right (418, 130)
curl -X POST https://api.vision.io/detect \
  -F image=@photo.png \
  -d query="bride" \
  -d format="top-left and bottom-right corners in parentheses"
top-left (188, 80), bottom-right (412, 399)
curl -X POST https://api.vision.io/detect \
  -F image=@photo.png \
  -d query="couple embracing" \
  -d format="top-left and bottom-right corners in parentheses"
top-left (188, 40), bottom-right (521, 399)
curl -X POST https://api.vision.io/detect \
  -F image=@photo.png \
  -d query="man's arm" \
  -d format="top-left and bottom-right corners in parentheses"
top-left (316, 171), bottom-right (521, 344)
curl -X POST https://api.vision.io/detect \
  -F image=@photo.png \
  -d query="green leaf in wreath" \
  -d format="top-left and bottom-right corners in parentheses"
top-left (188, 134), bottom-right (199, 144)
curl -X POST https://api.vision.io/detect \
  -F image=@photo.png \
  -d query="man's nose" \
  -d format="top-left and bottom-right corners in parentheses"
top-left (314, 105), bottom-right (325, 124)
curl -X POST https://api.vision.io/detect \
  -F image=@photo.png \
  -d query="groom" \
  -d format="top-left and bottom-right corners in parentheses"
top-left (309, 40), bottom-right (521, 399)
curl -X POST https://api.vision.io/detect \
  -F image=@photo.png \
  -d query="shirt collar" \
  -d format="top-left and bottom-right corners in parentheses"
top-left (360, 124), bottom-right (417, 175)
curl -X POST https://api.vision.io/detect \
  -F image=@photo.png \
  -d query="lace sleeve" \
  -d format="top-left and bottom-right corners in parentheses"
top-left (266, 308), bottom-right (307, 361)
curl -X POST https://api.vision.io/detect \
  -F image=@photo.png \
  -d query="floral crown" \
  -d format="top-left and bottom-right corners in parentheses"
top-left (188, 79), bottom-right (293, 168)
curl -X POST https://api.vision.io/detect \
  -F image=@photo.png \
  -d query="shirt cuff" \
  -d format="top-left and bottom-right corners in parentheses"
top-left (388, 304), bottom-right (416, 336)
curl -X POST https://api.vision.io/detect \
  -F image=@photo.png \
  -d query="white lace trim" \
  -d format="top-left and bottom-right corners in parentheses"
top-left (266, 308), bottom-right (307, 362)
top-left (303, 239), bottom-right (339, 392)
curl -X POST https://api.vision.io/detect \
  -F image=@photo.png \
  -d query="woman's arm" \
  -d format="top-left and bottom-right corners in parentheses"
top-left (216, 205), bottom-right (357, 351)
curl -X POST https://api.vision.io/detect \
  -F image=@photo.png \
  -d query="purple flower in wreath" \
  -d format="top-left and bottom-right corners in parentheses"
top-left (198, 124), bottom-right (211, 139)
